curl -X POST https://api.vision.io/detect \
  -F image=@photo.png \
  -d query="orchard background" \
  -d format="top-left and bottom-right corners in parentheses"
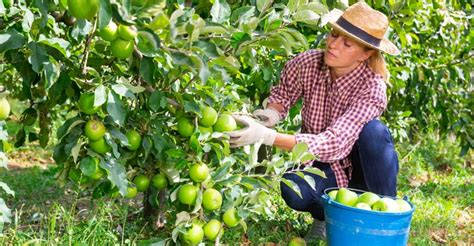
top-left (0, 0), bottom-right (472, 245)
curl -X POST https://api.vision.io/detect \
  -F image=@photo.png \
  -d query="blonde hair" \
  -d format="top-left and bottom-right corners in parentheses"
top-left (367, 50), bottom-right (389, 82)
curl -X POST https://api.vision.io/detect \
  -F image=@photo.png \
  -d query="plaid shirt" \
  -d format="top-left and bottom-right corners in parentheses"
top-left (268, 50), bottom-right (387, 187)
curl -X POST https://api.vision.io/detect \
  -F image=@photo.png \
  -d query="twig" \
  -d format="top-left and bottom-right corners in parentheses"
top-left (81, 19), bottom-right (98, 76)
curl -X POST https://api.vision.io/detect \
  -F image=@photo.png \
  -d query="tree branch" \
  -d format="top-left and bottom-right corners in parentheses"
top-left (81, 19), bottom-right (98, 76)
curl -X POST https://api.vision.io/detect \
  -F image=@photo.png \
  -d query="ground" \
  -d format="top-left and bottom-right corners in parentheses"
top-left (0, 136), bottom-right (472, 245)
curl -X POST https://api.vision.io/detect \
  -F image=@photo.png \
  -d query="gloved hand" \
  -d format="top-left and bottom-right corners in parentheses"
top-left (252, 108), bottom-right (280, 127)
top-left (228, 114), bottom-right (277, 148)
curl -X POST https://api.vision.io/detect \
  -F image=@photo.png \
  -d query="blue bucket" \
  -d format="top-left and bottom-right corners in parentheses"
top-left (321, 188), bottom-right (415, 246)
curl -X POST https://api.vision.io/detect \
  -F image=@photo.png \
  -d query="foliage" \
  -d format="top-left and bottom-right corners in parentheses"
top-left (0, 0), bottom-right (472, 243)
top-left (380, 0), bottom-right (472, 155)
top-left (0, 91), bottom-right (13, 232)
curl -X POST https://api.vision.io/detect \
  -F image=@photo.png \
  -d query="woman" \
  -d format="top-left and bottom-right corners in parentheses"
top-left (228, 2), bottom-right (400, 242)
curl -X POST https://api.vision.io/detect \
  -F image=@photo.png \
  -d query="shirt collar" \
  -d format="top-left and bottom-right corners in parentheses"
top-left (324, 62), bottom-right (368, 92)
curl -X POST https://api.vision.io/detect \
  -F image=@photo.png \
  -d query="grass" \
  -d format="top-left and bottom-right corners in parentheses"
top-left (0, 135), bottom-right (472, 245)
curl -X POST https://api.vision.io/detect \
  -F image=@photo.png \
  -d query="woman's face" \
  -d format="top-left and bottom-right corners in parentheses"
top-left (324, 30), bottom-right (373, 71)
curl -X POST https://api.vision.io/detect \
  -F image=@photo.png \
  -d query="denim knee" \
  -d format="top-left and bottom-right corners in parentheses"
top-left (280, 173), bottom-right (311, 211)
top-left (359, 119), bottom-right (393, 146)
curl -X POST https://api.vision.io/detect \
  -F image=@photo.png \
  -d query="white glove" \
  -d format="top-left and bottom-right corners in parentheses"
top-left (252, 108), bottom-right (281, 127)
top-left (228, 114), bottom-right (277, 148)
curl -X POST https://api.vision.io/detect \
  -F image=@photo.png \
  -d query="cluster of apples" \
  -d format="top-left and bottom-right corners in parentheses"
top-left (328, 188), bottom-right (412, 212)
top-left (99, 21), bottom-right (137, 59)
top-left (176, 106), bottom-right (237, 138)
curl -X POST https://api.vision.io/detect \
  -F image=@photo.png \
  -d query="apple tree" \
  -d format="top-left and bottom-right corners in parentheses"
top-left (0, 0), bottom-right (327, 243)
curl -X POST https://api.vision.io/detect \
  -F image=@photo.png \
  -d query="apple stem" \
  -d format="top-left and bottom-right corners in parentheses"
top-left (81, 18), bottom-right (98, 76)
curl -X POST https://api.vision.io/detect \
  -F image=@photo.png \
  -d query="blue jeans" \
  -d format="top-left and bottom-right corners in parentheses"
top-left (280, 120), bottom-right (399, 220)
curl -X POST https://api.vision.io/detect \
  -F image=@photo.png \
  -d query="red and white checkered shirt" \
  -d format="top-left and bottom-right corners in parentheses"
top-left (268, 50), bottom-right (387, 187)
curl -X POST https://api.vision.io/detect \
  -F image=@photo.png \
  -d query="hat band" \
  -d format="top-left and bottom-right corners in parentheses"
top-left (336, 17), bottom-right (382, 47)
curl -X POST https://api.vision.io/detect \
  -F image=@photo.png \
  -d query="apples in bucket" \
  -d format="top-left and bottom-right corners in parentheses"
top-left (328, 188), bottom-right (412, 212)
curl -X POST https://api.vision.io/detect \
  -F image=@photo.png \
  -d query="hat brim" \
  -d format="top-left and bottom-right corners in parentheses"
top-left (326, 9), bottom-right (400, 56)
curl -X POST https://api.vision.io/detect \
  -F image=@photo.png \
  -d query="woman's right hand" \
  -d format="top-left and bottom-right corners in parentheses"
top-left (252, 108), bottom-right (280, 127)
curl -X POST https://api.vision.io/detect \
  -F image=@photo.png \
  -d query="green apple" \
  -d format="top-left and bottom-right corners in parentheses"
top-left (203, 219), bottom-right (222, 241)
top-left (372, 197), bottom-right (400, 212)
top-left (67, 0), bottom-right (99, 20)
top-left (355, 202), bottom-right (372, 210)
top-left (0, 97), bottom-right (11, 120)
top-left (202, 188), bottom-right (222, 211)
top-left (110, 38), bottom-right (134, 59)
top-left (182, 223), bottom-right (204, 245)
top-left (395, 199), bottom-right (412, 212)
top-left (99, 21), bottom-right (118, 42)
top-left (213, 114), bottom-right (237, 132)
top-left (198, 125), bottom-right (213, 135)
top-left (328, 190), bottom-right (338, 200)
top-left (198, 106), bottom-right (218, 127)
top-left (118, 24), bottom-right (137, 41)
top-left (335, 188), bottom-right (358, 207)
top-left (289, 237), bottom-right (307, 246)
top-left (222, 208), bottom-right (240, 227)
top-left (357, 192), bottom-right (380, 206)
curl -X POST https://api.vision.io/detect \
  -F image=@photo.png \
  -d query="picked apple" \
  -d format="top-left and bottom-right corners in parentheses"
top-left (328, 190), bottom-right (338, 200)
top-left (357, 192), bottom-right (380, 206)
top-left (335, 188), bottom-right (358, 207)
top-left (395, 199), bottom-right (412, 212)
top-left (372, 197), bottom-right (399, 212)
top-left (355, 202), bottom-right (372, 210)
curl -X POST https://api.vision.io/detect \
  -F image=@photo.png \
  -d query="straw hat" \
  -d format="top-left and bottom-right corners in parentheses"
top-left (327, 2), bottom-right (400, 55)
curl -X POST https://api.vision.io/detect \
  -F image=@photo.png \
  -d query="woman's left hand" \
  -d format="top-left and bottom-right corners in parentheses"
top-left (228, 114), bottom-right (277, 148)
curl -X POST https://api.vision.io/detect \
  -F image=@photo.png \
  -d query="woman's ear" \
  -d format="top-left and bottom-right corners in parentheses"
top-left (360, 49), bottom-right (375, 62)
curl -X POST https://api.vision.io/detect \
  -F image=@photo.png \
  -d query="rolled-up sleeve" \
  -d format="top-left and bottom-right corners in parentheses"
top-left (296, 80), bottom-right (387, 162)
top-left (267, 57), bottom-right (303, 119)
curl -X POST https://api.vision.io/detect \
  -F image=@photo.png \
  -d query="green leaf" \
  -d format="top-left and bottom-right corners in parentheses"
top-left (109, 127), bottom-right (129, 146)
top-left (149, 91), bottom-right (167, 111)
top-left (38, 36), bottom-right (70, 58)
top-left (191, 189), bottom-right (203, 213)
top-left (71, 20), bottom-right (93, 41)
top-left (209, 56), bottom-right (241, 74)
top-left (100, 158), bottom-right (128, 196)
top-left (193, 40), bottom-right (220, 58)
top-left (94, 85), bottom-right (107, 107)
top-left (0, 181), bottom-right (14, 196)
top-left (71, 138), bottom-right (82, 163)
top-left (184, 101), bottom-right (201, 115)
top-left (281, 178), bottom-right (302, 199)
top-left (189, 54), bottom-right (210, 83)
top-left (257, 0), bottom-right (272, 13)
top-left (210, 0), bottom-right (231, 23)
top-left (231, 6), bottom-right (255, 23)
top-left (43, 57), bottom-right (60, 90)
top-left (137, 30), bottom-right (161, 57)
top-left (27, 42), bottom-right (49, 73)
top-left (57, 117), bottom-right (84, 140)
top-left (0, 29), bottom-right (26, 53)
top-left (303, 167), bottom-right (326, 179)
top-left (0, 198), bottom-right (12, 223)
top-left (293, 9), bottom-right (320, 25)
top-left (140, 57), bottom-right (155, 83)
top-left (292, 142), bottom-right (308, 160)
top-left (161, 166), bottom-right (180, 184)
top-left (0, 153), bottom-right (7, 169)
top-left (80, 156), bottom-right (99, 176)
top-left (107, 91), bottom-right (126, 126)
top-left (297, 2), bottom-right (328, 14)
top-left (112, 84), bottom-right (135, 99)
top-left (98, 0), bottom-right (113, 30)
top-left (287, 0), bottom-right (300, 13)
top-left (22, 8), bottom-right (34, 32)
